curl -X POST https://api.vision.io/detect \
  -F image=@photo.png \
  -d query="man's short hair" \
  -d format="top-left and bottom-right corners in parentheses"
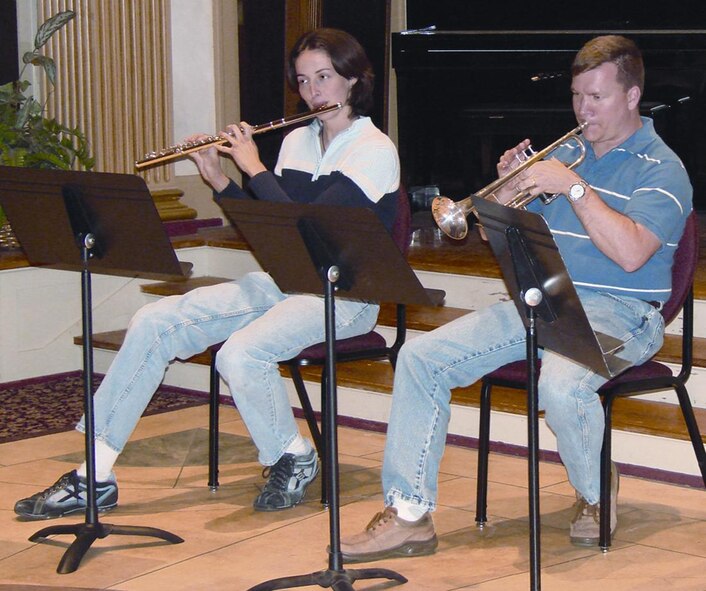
top-left (571, 35), bottom-right (644, 94)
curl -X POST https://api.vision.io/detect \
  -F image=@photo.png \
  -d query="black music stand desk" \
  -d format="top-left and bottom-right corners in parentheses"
top-left (220, 199), bottom-right (442, 591)
top-left (473, 195), bottom-right (630, 591)
top-left (0, 166), bottom-right (191, 573)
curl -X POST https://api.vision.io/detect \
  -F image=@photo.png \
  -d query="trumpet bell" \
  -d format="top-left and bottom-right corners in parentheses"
top-left (431, 196), bottom-right (472, 240)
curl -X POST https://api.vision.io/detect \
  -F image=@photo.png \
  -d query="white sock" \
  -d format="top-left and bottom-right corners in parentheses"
top-left (285, 434), bottom-right (312, 457)
top-left (392, 498), bottom-right (427, 522)
top-left (76, 440), bottom-right (119, 482)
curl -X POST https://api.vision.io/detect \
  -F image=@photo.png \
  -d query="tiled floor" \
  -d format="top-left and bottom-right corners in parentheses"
top-left (1, 404), bottom-right (705, 590)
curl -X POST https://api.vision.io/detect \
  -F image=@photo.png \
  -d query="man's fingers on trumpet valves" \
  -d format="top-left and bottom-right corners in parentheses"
top-left (497, 138), bottom-right (532, 175)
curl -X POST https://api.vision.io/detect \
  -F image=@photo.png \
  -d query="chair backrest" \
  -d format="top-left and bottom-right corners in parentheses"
top-left (661, 210), bottom-right (699, 324)
top-left (391, 186), bottom-right (412, 257)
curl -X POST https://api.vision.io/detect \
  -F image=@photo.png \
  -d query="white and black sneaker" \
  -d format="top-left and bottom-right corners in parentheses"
top-left (253, 449), bottom-right (319, 511)
top-left (14, 470), bottom-right (118, 521)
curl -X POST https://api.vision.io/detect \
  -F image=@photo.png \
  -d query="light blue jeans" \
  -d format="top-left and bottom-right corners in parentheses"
top-left (382, 288), bottom-right (664, 508)
top-left (78, 271), bottom-right (379, 466)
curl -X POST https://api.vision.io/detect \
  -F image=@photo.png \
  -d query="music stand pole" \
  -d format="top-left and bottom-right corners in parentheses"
top-left (524, 288), bottom-right (543, 591)
top-left (79, 234), bottom-right (98, 527)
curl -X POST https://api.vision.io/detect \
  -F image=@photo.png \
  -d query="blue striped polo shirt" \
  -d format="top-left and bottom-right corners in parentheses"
top-left (530, 116), bottom-right (693, 303)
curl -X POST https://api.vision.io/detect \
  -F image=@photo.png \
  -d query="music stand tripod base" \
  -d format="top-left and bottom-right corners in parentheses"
top-left (30, 521), bottom-right (184, 575)
top-left (247, 567), bottom-right (407, 591)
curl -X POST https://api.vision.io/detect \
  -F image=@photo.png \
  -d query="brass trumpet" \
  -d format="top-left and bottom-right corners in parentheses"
top-left (135, 103), bottom-right (343, 169)
top-left (432, 122), bottom-right (588, 239)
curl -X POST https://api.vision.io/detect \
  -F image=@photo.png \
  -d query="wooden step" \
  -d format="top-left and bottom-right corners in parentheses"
top-left (140, 275), bottom-right (706, 368)
top-left (169, 222), bottom-right (706, 301)
top-left (82, 328), bottom-right (706, 445)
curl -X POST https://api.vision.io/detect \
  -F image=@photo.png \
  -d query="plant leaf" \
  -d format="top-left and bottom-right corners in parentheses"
top-left (34, 10), bottom-right (76, 49)
top-left (15, 99), bottom-right (33, 129)
top-left (42, 58), bottom-right (57, 86)
top-left (22, 50), bottom-right (38, 65)
top-left (22, 55), bottom-right (58, 86)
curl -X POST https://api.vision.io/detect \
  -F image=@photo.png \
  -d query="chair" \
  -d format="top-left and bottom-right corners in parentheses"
top-left (207, 190), bottom-right (412, 495)
top-left (475, 210), bottom-right (706, 550)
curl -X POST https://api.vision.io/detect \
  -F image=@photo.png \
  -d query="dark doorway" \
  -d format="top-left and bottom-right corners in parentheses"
top-left (1, 1), bottom-right (19, 85)
top-left (237, 1), bottom-right (286, 171)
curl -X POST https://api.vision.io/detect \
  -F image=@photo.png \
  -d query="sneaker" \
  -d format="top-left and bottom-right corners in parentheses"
top-left (569, 462), bottom-right (619, 546)
top-left (253, 449), bottom-right (319, 511)
top-left (340, 507), bottom-right (438, 563)
top-left (14, 470), bottom-right (118, 521)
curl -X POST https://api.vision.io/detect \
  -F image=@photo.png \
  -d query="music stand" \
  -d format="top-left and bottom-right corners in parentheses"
top-left (220, 199), bottom-right (442, 591)
top-left (472, 195), bottom-right (630, 591)
top-left (0, 166), bottom-right (190, 574)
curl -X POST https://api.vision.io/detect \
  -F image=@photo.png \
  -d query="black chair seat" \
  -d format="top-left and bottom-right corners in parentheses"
top-left (485, 358), bottom-right (674, 388)
top-left (295, 332), bottom-right (388, 363)
top-left (603, 360), bottom-right (674, 385)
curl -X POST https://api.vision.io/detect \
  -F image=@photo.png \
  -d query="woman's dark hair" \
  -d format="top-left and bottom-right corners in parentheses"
top-left (571, 35), bottom-right (644, 95)
top-left (286, 28), bottom-right (374, 117)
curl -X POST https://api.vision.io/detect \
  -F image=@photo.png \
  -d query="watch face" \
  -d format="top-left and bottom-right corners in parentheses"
top-left (570, 183), bottom-right (585, 200)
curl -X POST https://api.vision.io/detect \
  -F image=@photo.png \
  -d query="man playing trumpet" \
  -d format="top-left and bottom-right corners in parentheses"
top-left (341, 34), bottom-right (692, 560)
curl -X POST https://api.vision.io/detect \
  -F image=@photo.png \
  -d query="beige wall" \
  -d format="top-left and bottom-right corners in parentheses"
top-left (168, 0), bottom-right (240, 220)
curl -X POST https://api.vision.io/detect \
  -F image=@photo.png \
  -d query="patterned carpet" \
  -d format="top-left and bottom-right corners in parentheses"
top-left (0, 371), bottom-right (208, 444)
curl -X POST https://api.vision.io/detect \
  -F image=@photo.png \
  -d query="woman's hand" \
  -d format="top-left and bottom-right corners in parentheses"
top-left (187, 134), bottom-right (230, 192)
top-left (215, 122), bottom-right (267, 178)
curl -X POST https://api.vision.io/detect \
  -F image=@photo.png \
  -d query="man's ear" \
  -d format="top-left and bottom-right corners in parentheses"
top-left (627, 85), bottom-right (641, 110)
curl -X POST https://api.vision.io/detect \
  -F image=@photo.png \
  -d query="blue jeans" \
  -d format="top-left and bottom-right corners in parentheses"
top-left (78, 272), bottom-right (379, 466)
top-left (382, 289), bottom-right (664, 508)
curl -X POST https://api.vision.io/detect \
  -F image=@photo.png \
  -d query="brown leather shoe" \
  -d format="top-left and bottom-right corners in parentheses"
top-left (341, 506), bottom-right (438, 563)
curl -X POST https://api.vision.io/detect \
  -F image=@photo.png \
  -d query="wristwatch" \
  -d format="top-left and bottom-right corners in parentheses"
top-left (567, 179), bottom-right (588, 202)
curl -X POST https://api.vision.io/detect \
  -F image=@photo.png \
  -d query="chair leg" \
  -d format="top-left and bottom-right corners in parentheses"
top-left (288, 363), bottom-right (327, 505)
top-left (675, 383), bottom-right (706, 487)
top-left (599, 397), bottom-right (614, 551)
top-left (475, 379), bottom-right (492, 527)
top-left (289, 364), bottom-right (324, 457)
top-left (208, 349), bottom-right (220, 491)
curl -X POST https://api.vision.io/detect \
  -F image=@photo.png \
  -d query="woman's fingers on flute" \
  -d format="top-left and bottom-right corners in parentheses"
top-left (223, 122), bottom-right (254, 141)
top-left (186, 132), bottom-right (210, 142)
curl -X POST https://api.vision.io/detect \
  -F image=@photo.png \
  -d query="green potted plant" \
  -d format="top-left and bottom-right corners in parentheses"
top-left (0, 10), bottom-right (94, 232)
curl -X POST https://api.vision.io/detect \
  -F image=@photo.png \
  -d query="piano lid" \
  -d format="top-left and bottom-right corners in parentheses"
top-left (393, 30), bottom-right (706, 71)
top-left (405, 0), bottom-right (705, 32)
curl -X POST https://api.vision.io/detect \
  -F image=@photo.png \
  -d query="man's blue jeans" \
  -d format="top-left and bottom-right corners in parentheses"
top-left (382, 289), bottom-right (664, 508)
top-left (78, 271), bottom-right (379, 466)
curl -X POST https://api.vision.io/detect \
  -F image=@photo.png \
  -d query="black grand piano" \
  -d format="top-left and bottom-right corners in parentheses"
top-left (392, 1), bottom-right (706, 209)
